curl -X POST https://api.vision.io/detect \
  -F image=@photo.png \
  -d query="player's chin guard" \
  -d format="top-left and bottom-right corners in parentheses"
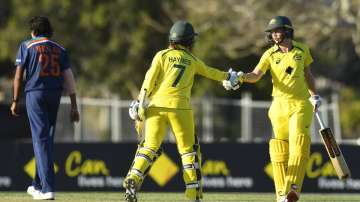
top-left (265, 16), bottom-right (294, 43)
top-left (169, 20), bottom-right (198, 47)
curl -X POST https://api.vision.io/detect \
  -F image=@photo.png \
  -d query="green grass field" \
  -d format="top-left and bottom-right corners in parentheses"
top-left (1, 192), bottom-right (360, 202)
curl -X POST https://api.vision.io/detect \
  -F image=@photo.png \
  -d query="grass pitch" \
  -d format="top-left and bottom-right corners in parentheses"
top-left (1, 192), bottom-right (360, 202)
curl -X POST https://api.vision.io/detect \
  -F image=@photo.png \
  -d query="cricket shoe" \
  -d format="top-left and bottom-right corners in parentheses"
top-left (277, 196), bottom-right (287, 202)
top-left (124, 178), bottom-right (137, 202)
top-left (27, 186), bottom-right (39, 197)
top-left (286, 190), bottom-right (299, 202)
top-left (33, 191), bottom-right (55, 200)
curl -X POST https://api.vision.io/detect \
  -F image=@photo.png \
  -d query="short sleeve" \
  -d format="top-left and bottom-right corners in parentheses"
top-left (255, 51), bottom-right (271, 73)
top-left (304, 46), bottom-right (314, 67)
top-left (15, 43), bottom-right (27, 67)
top-left (61, 51), bottom-right (70, 72)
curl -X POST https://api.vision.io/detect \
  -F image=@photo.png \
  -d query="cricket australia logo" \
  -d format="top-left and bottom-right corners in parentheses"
top-left (275, 58), bottom-right (281, 64)
top-left (293, 54), bottom-right (302, 61)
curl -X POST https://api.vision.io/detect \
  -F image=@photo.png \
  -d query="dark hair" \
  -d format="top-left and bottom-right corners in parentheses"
top-left (169, 38), bottom-right (194, 48)
top-left (29, 16), bottom-right (53, 38)
top-left (265, 28), bottom-right (294, 44)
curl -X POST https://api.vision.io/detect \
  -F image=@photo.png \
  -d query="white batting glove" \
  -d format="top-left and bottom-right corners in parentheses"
top-left (309, 95), bottom-right (322, 112)
top-left (222, 69), bottom-right (245, 90)
top-left (222, 80), bottom-right (232, 90)
top-left (129, 100), bottom-right (141, 121)
top-left (223, 68), bottom-right (239, 90)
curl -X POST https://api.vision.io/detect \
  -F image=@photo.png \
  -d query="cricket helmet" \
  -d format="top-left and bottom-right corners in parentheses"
top-left (169, 20), bottom-right (197, 43)
top-left (265, 16), bottom-right (293, 32)
top-left (265, 16), bottom-right (294, 42)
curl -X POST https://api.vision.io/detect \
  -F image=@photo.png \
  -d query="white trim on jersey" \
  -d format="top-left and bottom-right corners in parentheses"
top-left (27, 39), bottom-right (65, 51)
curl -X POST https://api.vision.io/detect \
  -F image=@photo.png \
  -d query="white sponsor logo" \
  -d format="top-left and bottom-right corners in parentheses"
top-left (77, 175), bottom-right (123, 188)
top-left (202, 176), bottom-right (253, 188)
top-left (318, 177), bottom-right (360, 190)
top-left (0, 176), bottom-right (11, 187)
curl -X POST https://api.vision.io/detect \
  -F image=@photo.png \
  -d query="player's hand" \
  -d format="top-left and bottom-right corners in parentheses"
top-left (309, 94), bottom-right (322, 112)
top-left (129, 100), bottom-right (145, 121)
top-left (70, 107), bottom-right (80, 122)
top-left (222, 68), bottom-right (244, 90)
top-left (10, 102), bottom-right (20, 116)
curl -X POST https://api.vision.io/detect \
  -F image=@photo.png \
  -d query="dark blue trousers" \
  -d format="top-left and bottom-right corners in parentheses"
top-left (26, 90), bottom-right (61, 193)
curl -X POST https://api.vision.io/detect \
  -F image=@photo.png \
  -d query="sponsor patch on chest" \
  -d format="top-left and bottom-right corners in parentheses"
top-left (293, 53), bottom-right (302, 61)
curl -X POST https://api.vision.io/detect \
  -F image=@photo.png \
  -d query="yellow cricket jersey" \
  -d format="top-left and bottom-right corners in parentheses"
top-left (255, 40), bottom-right (313, 99)
top-left (140, 46), bottom-right (229, 109)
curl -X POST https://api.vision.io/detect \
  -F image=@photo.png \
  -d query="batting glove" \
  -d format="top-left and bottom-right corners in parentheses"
top-left (129, 100), bottom-right (141, 121)
top-left (309, 94), bottom-right (322, 112)
top-left (222, 69), bottom-right (244, 90)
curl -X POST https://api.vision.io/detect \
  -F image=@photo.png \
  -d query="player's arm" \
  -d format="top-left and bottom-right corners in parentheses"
top-left (63, 68), bottom-right (80, 122)
top-left (304, 66), bottom-right (316, 96)
top-left (242, 68), bottom-right (264, 83)
top-left (196, 60), bottom-right (229, 81)
top-left (305, 65), bottom-right (321, 111)
top-left (242, 50), bottom-right (270, 83)
top-left (139, 52), bottom-right (162, 98)
top-left (129, 52), bottom-right (161, 122)
top-left (303, 46), bottom-right (321, 111)
top-left (10, 66), bottom-right (24, 116)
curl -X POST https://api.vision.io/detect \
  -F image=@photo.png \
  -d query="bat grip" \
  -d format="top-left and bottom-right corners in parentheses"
top-left (315, 111), bottom-right (326, 130)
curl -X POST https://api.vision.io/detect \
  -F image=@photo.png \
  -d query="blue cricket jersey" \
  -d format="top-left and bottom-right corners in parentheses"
top-left (15, 37), bottom-right (70, 92)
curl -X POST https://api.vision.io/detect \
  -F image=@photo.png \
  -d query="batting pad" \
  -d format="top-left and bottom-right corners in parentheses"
top-left (269, 139), bottom-right (289, 200)
top-left (181, 151), bottom-right (202, 200)
top-left (284, 134), bottom-right (311, 194)
top-left (127, 146), bottom-right (160, 188)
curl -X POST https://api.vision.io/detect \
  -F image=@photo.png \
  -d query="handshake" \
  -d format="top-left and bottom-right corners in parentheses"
top-left (222, 68), bottom-right (245, 90)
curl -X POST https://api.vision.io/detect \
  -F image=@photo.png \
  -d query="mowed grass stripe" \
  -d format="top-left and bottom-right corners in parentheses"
top-left (0, 192), bottom-right (360, 202)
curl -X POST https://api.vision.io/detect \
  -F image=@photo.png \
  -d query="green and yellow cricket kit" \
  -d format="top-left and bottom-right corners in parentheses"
top-left (125, 45), bottom-right (228, 201)
top-left (256, 41), bottom-right (314, 199)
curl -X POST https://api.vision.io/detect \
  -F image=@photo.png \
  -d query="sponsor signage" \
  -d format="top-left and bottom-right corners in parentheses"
top-left (0, 142), bottom-right (358, 192)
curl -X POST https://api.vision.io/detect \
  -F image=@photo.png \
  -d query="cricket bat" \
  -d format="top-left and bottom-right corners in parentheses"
top-left (315, 111), bottom-right (351, 180)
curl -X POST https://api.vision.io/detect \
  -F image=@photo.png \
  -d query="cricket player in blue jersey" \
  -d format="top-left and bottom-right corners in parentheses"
top-left (10, 16), bottom-right (80, 200)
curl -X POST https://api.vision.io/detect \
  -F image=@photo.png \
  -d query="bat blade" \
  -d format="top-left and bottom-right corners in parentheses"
top-left (319, 127), bottom-right (351, 180)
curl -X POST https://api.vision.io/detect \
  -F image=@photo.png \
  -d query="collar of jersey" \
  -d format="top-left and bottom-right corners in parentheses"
top-left (272, 40), bottom-right (297, 53)
top-left (31, 36), bottom-right (48, 41)
top-left (172, 44), bottom-right (188, 51)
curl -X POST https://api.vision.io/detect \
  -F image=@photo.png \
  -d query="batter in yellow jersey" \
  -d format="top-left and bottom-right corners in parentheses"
top-left (225, 16), bottom-right (322, 202)
top-left (123, 21), bottom-right (239, 202)
top-left (142, 47), bottom-right (228, 109)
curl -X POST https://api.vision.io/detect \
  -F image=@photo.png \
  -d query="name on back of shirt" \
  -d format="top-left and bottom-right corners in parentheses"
top-left (168, 57), bottom-right (191, 65)
top-left (36, 45), bottom-right (61, 54)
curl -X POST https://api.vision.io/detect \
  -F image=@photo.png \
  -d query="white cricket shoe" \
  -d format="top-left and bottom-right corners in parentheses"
top-left (26, 186), bottom-right (39, 197)
top-left (277, 196), bottom-right (287, 202)
top-left (33, 191), bottom-right (55, 200)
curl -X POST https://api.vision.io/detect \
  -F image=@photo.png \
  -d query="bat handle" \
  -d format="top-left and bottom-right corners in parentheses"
top-left (139, 89), bottom-right (147, 108)
top-left (315, 111), bottom-right (326, 130)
